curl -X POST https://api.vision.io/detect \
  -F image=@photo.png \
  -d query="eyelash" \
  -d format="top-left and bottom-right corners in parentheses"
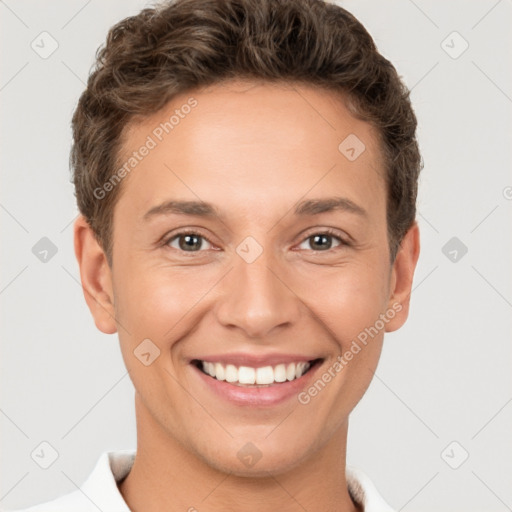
top-left (161, 228), bottom-right (350, 254)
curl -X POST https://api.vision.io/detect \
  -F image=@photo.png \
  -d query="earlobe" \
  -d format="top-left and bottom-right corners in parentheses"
top-left (73, 215), bottom-right (118, 335)
top-left (385, 221), bottom-right (420, 333)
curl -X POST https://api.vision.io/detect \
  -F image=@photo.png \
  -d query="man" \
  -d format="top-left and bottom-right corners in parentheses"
top-left (11, 0), bottom-right (421, 510)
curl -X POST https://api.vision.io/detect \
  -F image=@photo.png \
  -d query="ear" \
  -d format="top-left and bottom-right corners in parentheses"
top-left (385, 221), bottom-right (420, 332)
top-left (73, 215), bottom-right (117, 334)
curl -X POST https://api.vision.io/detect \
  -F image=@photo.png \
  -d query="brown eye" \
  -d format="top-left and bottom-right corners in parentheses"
top-left (166, 232), bottom-right (213, 252)
top-left (298, 230), bottom-right (346, 252)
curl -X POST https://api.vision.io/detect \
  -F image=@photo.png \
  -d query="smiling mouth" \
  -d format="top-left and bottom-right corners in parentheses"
top-left (191, 358), bottom-right (323, 387)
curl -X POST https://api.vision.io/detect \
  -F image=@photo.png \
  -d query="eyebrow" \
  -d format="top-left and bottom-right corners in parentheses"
top-left (143, 196), bottom-right (367, 221)
top-left (294, 197), bottom-right (367, 217)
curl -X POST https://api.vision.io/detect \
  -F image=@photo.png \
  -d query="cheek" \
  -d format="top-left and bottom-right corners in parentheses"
top-left (301, 260), bottom-right (391, 345)
top-left (112, 268), bottom-right (192, 403)
top-left (116, 285), bottom-right (164, 339)
top-left (112, 263), bottom-right (223, 372)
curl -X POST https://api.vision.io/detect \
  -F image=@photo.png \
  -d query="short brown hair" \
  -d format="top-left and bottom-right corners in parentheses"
top-left (71, 0), bottom-right (421, 265)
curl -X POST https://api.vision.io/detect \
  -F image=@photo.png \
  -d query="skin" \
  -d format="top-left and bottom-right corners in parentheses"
top-left (74, 80), bottom-right (420, 512)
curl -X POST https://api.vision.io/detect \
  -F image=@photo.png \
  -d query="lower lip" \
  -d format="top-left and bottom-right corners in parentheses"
top-left (190, 361), bottom-right (323, 407)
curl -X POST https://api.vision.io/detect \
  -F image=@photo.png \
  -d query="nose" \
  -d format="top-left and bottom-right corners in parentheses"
top-left (214, 249), bottom-right (302, 339)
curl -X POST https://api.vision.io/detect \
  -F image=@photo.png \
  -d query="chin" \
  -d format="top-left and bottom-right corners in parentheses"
top-left (197, 435), bottom-right (315, 478)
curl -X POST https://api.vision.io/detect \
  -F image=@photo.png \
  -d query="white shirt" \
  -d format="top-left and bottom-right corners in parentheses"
top-left (7, 450), bottom-right (395, 512)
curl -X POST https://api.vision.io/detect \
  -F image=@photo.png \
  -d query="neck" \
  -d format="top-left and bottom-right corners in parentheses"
top-left (118, 393), bottom-right (361, 512)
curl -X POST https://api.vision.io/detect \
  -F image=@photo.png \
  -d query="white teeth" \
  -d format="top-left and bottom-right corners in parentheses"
top-left (200, 360), bottom-right (313, 385)
top-left (295, 362), bottom-right (307, 378)
top-left (206, 362), bottom-right (215, 377)
top-left (238, 366), bottom-right (256, 384)
top-left (286, 363), bottom-right (296, 381)
top-left (274, 364), bottom-right (287, 383)
top-left (225, 364), bottom-right (238, 383)
top-left (214, 362), bottom-right (226, 381)
top-left (256, 366), bottom-right (274, 385)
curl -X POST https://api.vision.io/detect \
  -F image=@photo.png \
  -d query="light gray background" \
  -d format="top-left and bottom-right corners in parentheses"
top-left (1, 0), bottom-right (511, 510)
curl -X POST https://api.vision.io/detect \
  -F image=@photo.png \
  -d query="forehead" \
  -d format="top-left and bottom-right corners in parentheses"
top-left (114, 80), bottom-right (386, 225)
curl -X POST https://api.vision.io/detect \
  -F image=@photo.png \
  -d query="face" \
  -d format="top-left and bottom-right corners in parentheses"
top-left (75, 80), bottom-right (419, 476)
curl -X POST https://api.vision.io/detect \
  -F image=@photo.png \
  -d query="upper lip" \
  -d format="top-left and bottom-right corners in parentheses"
top-left (190, 353), bottom-right (323, 367)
